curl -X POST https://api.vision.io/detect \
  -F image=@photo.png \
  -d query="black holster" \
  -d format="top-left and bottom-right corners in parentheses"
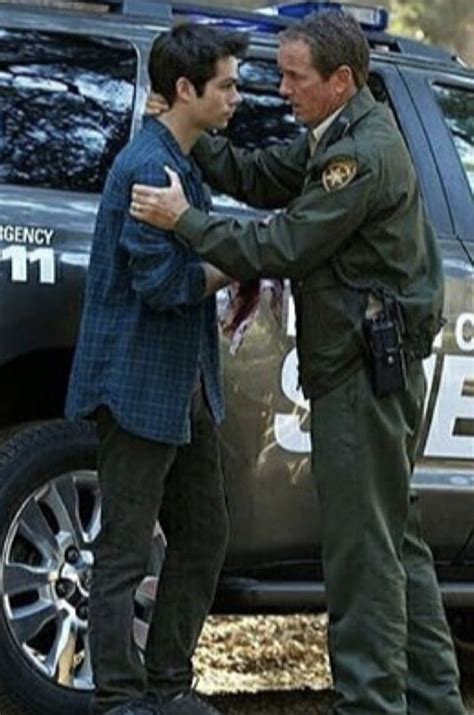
top-left (363, 297), bottom-right (408, 397)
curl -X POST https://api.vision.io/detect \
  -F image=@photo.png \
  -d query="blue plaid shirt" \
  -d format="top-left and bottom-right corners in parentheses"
top-left (66, 118), bottom-right (224, 444)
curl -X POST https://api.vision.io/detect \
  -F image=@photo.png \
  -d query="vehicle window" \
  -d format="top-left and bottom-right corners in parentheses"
top-left (0, 29), bottom-right (136, 192)
top-left (227, 59), bottom-right (303, 150)
top-left (432, 84), bottom-right (474, 195)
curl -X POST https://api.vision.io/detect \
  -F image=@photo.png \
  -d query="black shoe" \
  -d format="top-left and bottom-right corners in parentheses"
top-left (158, 690), bottom-right (221, 714)
top-left (105, 700), bottom-right (158, 715)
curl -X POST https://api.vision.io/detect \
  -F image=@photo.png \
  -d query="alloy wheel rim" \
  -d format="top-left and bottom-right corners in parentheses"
top-left (1, 470), bottom-right (161, 692)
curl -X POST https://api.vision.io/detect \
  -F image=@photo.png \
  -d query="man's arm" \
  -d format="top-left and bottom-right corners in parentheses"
top-left (192, 132), bottom-right (309, 210)
top-left (145, 91), bottom-right (307, 209)
top-left (131, 154), bottom-right (377, 282)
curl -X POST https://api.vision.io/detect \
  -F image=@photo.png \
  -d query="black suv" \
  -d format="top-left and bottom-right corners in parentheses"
top-left (0, 2), bottom-right (473, 713)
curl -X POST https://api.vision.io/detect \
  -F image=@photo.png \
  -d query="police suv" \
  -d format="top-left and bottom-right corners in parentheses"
top-left (0, 1), bottom-right (473, 713)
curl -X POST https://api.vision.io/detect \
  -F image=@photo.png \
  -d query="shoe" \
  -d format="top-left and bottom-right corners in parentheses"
top-left (157, 690), bottom-right (221, 714)
top-left (105, 700), bottom-right (158, 715)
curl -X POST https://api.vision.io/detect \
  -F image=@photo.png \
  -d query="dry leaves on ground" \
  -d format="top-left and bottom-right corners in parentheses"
top-left (194, 613), bottom-right (332, 695)
top-left (194, 613), bottom-right (474, 715)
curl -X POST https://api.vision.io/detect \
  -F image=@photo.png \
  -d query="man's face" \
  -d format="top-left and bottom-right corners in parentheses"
top-left (193, 56), bottom-right (241, 131)
top-left (277, 39), bottom-right (341, 127)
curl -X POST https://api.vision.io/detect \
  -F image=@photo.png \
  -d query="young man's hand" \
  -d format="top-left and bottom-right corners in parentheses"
top-left (130, 167), bottom-right (189, 230)
top-left (145, 91), bottom-right (169, 116)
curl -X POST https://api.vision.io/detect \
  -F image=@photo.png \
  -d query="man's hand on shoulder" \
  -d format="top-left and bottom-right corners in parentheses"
top-left (130, 167), bottom-right (190, 231)
top-left (144, 91), bottom-right (169, 117)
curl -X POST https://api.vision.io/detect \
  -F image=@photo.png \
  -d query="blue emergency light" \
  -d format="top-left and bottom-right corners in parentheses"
top-left (103, 1), bottom-right (390, 34)
top-left (275, 2), bottom-right (389, 32)
top-left (173, 2), bottom-right (389, 35)
top-left (174, 12), bottom-right (279, 33)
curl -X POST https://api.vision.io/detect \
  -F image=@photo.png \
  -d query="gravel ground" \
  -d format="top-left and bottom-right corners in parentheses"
top-left (0, 614), bottom-right (473, 714)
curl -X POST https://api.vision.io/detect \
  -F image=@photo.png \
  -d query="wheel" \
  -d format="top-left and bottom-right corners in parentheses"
top-left (0, 419), bottom-right (163, 715)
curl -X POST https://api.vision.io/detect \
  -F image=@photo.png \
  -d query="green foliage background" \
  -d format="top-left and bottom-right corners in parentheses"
top-left (371, 0), bottom-right (473, 65)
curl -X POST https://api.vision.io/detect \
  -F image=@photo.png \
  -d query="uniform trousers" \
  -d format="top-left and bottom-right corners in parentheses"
top-left (310, 361), bottom-right (466, 715)
top-left (89, 388), bottom-right (228, 714)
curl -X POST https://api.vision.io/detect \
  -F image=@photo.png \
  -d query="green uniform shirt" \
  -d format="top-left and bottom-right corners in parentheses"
top-left (178, 86), bottom-right (444, 397)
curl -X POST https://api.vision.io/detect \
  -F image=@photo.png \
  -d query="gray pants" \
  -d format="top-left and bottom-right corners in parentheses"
top-left (311, 361), bottom-right (465, 715)
top-left (89, 390), bottom-right (228, 714)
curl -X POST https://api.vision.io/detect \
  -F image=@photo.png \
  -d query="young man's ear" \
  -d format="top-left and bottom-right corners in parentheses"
top-left (175, 76), bottom-right (197, 103)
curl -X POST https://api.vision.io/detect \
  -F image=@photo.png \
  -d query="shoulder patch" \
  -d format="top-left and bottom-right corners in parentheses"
top-left (322, 157), bottom-right (358, 192)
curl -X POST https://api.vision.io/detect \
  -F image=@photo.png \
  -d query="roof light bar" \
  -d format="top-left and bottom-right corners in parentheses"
top-left (59, 1), bottom-right (389, 34)
top-left (173, 11), bottom-right (278, 33)
top-left (274, 2), bottom-right (389, 32)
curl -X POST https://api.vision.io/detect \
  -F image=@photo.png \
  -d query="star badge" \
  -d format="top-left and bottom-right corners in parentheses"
top-left (322, 157), bottom-right (358, 192)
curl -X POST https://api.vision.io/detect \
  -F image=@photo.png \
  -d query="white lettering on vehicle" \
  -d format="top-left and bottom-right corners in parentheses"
top-left (455, 312), bottom-right (474, 352)
top-left (0, 225), bottom-right (56, 284)
top-left (0, 224), bottom-right (54, 246)
top-left (424, 355), bottom-right (474, 459)
top-left (274, 347), bottom-right (311, 453)
top-left (0, 245), bottom-right (56, 284)
top-left (274, 296), bottom-right (474, 460)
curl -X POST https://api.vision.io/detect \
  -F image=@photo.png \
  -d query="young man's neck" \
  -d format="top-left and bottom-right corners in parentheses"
top-left (158, 108), bottom-right (202, 155)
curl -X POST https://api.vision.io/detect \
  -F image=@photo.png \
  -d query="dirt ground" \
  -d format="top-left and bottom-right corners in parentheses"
top-left (1, 614), bottom-right (473, 714)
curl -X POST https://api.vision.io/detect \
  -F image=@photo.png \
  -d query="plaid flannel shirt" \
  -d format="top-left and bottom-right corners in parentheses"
top-left (66, 118), bottom-right (224, 444)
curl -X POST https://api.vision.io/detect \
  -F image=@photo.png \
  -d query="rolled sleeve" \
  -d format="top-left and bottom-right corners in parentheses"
top-left (119, 161), bottom-right (207, 310)
top-left (121, 217), bottom-right (206, 310)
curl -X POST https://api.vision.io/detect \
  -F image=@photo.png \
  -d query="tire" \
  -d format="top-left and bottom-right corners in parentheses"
top-left (0, 419), bottom-right (163, 715)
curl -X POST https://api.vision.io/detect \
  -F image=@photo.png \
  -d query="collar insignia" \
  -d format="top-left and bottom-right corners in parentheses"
top-left (322, 157), bottom-right (358, 192)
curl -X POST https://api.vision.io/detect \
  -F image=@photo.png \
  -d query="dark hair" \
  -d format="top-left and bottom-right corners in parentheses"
top-left (280, 12), bottom-right (369, 88)
top-left (149, 23), bottom-right (248, 104)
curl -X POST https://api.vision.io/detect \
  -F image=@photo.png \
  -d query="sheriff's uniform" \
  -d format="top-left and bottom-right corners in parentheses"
top-left (175, 86), bottom-right (465, 715)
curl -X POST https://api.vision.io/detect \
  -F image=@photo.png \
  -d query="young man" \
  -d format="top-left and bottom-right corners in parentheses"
top-left (66, 24), bottom-right (247, 715)
top-left (130, 13), bottom-right (466, 715)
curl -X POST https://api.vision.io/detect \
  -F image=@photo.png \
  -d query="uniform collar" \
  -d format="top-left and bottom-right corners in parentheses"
top-left (310, 104), bottom-right (346, 151)
top-left (309, 85), bottom-right (377, 159)
top-left (338, 85), bottom-right (376, 131)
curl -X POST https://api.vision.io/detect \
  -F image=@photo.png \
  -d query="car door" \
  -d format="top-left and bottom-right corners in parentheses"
top-left (398, 66), bottom-right (474, 580)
